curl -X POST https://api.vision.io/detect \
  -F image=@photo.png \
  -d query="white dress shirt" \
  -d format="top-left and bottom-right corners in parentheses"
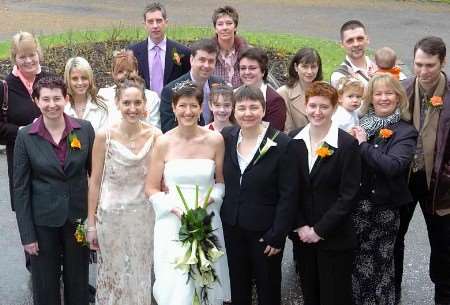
top-left (236, 122), bottom-right (269, 180)
top-left (293, 123), bottom-right (339, 172)
top-left (64, 96), bottom-right (108, 131)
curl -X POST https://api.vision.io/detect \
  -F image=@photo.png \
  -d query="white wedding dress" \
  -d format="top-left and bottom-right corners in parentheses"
top-left (151, 159), bottom-right (231, 305)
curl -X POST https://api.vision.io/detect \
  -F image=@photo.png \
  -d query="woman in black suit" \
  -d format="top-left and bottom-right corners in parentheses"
top-left (221, 85), bottom-right (298, 305)
top-left (352, 74), bottom-right (417, 305)
top-left (289, 81), bottom-right (361, 305)
top-left (13, 76), bottom-right (95, 305)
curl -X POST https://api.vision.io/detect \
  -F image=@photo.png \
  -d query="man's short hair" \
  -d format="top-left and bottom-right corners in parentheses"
top-left (191, 39), bottom-right (218, 57)
top-left (414, 36), bottom-right (446, 64)
top-left (143, 2), bottom-right (167, 20)
top-left (340, 20), bottom-right (366, 40)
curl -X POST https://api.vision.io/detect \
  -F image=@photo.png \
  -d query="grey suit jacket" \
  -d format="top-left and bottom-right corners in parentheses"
top-left (13, 118), bottom-right (95, 245)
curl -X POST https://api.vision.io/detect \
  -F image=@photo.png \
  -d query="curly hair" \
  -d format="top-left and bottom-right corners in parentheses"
top-left (305, 81), bottom-right (338, 107)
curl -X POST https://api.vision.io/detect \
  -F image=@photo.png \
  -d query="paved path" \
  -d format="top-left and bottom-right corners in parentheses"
top-left (0, 1), bottom-right (445, 304)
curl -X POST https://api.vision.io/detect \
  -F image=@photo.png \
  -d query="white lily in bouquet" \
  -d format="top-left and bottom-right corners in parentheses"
top-left (174, 185), bottom-right (225, 305)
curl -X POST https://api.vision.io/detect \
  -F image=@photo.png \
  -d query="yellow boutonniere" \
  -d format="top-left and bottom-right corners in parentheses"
top-left (429, 96), bottom-right (443, 109)
top-left (74, 219), bottom-right (88, 246)
top-left (172, 48), bottom-right (184, 66)
top-left (316, 143), bottom-right (334, 159)
top-left (68, 133), bottom-right (81, 150)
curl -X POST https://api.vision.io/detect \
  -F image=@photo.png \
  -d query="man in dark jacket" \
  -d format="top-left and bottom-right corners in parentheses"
top-left (396, 36), bottom-right (450, 305)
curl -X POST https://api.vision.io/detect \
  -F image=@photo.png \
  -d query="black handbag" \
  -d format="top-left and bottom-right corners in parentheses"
top-left (0, 80), bottom-right (9, 145)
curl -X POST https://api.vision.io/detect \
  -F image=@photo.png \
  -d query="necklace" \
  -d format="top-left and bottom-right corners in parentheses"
top-left (121, 121), bottom-right (143, 150)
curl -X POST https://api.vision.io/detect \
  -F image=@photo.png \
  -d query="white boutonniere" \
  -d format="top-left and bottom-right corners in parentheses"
top-left (253, 131), bottom-right (279, 165)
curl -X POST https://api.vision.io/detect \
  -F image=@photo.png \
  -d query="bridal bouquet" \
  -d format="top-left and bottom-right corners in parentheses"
top-left (174, 185), bottom-right (224, 305)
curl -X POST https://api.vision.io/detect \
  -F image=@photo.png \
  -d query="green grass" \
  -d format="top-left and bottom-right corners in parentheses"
top-left (0, 25), bottom-right (344, 79)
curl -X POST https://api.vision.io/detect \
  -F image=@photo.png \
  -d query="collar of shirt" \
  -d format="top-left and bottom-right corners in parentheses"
top-left (293, 123), bottom-right (339, 171)
top-left (259, 82), bottom-right (268, 101)
top-left (236, 121), bottom-right (269, 172)
top-left (29, 113), bottom-right (81, 144)
top-left (345, 55), bottom-right (375, 74)
top-left (64, 96), bottom-right (98, 120)
top-left (148, 37), bottom-right (167, 52)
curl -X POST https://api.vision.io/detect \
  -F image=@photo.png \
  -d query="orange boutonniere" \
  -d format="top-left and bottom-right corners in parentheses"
top-left (172, 48), bottom-right (184, 66)
top-left (316, 143), bottom-right (334, 159)
top-left (379, 128), bottom-right (394, 139)
top-left (429, 96), bottom-right (443, 109)
top-left (68, 133), bottom-right (81, 150)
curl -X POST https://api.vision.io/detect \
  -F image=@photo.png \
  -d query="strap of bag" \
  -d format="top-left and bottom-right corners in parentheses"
top-left (343, 59), bottom-right (370, 82)
top-left (1, 80), bottom-right (8, 123)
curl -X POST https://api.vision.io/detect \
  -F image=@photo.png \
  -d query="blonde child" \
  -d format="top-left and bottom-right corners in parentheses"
top-left (205, 84), bottom-right (235, 132)
top-left (374, 47), bottom-right (406, 80)
top-left (332, 77), bottom-right (364, 132)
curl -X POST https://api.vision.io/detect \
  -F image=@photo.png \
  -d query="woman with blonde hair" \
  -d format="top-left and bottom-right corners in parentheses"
top-left (98, 50), bottom-right (160, 128)
top-left (64, 56), bottom-right (108, 131)
top-left (352, 74), bottom-right (417, 305)
top-left (0, 32), bottom-right (49, 214)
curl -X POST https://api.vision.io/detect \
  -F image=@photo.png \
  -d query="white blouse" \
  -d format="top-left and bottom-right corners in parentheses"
top-left (98, 86), bottom-right (161, 129)
top-left (64, 96), bottom-right (108, 131)
top-left (293, 123), bottom-right (339, 172)
top-left (332, 105), bottom-right (359, 132)
top-left (236, 122), bottom-right (269, 178)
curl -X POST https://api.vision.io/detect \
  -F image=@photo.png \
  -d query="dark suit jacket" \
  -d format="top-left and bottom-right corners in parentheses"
top-left (289, 128), bottom-right (361, 250)
top-left (403, 75), bottom-right (450, 212)
top-left (359, 121), bottom-right (418, 208)
top-left (129, 38), bottom-right (191, 89)
top-left (221, 125), bottom-right (299, 248)
top-left (13, 118), bottom-right (95, 245)
top-left (159, 72), bottom-right (225, 133)
top-left (264, 86), bottom-right (286, 131)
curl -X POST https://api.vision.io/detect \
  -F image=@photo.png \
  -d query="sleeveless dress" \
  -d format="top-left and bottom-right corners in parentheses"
top-left (95, 131), bottom-right (155, 305)
top-left (152, 159), bottom-right (231, 305)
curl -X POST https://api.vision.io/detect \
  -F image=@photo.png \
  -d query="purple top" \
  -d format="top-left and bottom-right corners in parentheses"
top-left (29, 114), bottom-right (81, 167)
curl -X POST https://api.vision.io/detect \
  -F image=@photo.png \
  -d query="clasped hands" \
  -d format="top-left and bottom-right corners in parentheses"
top-left (297, 226), bottom-right (322, 243)
top-left (349, 126), bottom-right (367, 145)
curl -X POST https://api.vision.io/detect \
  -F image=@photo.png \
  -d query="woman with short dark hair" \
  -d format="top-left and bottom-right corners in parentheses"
top-left (290, 81), bottom-right (361, 305)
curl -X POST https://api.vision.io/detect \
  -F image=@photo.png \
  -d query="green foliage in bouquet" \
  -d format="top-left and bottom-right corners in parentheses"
top-left (175, 185), bottom-right (224, 305)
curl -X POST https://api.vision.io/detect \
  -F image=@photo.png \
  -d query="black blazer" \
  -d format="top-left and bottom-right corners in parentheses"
top-left (129, 38), bottom-right (191, 90)
top-left (13, 118), bottom-right (95, 245)
top-left (359, 120), bottom-right (418, 208)
top-left (221, 125), bottom-right (299, 248)
top-left (159, 72), bottom-right (225, 133)
top-left (289, 128), bottom-right (361, 250)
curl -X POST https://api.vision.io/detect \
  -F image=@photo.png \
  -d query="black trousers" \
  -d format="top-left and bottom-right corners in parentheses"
top-left (297, 243), bottom-right (353, 305)
top-left (31, 221), bottom-right (89, 305)
top-left (223, 223), bottom-right (283, 305)
top-left (395, 170), bottom-right (450, 304)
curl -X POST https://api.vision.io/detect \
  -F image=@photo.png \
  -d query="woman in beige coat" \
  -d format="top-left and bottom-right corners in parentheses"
top-left (277, 48), bottom-right (323, 132)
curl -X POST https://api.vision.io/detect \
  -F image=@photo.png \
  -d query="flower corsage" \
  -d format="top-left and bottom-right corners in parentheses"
top-left (74, 219), bottom-right (88, 246)
top-left (316, 143), bottom-right (334, 159)
top-left (172, 48), bottom-right (184, 66)
top-left (374, 128), bottom-right (394, 147)
top-left (428, 96), bottom-right (443, 109)
top-left (253, 130), bottom-right (280, 165)
top-left (68, 133), bottom-right (81, 150)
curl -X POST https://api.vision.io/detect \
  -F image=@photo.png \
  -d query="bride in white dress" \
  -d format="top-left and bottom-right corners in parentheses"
top-left (146, 81), bottom-right (231, 305)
